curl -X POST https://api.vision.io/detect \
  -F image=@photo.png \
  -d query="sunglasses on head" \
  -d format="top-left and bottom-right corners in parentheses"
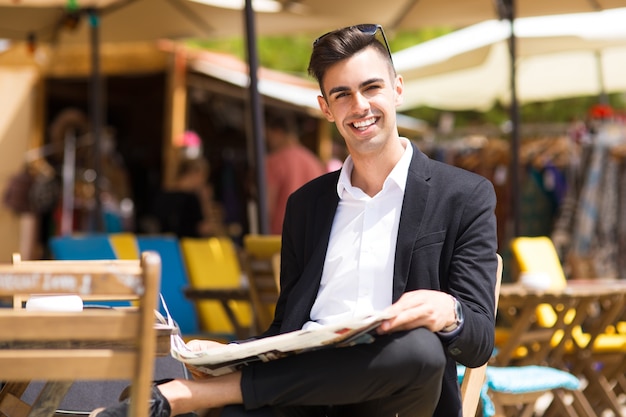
top-left (313, 23), bottom-right (393, 64)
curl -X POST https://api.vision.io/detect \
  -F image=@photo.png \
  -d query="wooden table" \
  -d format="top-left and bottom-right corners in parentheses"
top-left (496, 281), bottom-right (626, 416)
top-left (0, 323), bottom-right (174, 417)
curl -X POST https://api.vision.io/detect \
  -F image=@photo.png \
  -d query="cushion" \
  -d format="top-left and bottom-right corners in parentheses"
top-left (486, 365), bottom-right (580, 393)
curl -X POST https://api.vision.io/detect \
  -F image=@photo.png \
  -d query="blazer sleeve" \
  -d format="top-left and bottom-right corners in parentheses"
top-left (441, 176), bottom-right (498, 367)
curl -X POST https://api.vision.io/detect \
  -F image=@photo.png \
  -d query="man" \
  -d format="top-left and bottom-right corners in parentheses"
top-left (264, 113), bottom-right (325, 234)
top-left (94, 24), bottom-right (498, 417)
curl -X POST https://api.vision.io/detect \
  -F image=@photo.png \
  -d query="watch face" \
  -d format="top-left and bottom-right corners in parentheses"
top-left (454, 299), bottom-right (463, 323)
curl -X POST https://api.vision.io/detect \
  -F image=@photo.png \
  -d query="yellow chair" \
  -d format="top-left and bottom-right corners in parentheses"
top-left (180, 237), bottom-right (254, 338)
top-left (511, 236), bottom-right (566, 291)
top-left (242, 234), bottom-right (282, 333)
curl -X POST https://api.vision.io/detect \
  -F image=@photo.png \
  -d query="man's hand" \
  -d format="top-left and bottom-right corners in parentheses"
top-left (377, 290), bottom-right (456, 334)
top-left (184, 339), bottom-right (226, 379)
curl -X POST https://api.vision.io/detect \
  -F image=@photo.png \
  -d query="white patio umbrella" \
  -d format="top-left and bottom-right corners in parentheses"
top-left (393, 7), bottom-right (626, 236)
top-left (394, 8), bottom-right (626, 111)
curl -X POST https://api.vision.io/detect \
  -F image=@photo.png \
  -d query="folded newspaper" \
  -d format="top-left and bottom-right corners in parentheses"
top-left (161, 297), bottom-right (391, 376)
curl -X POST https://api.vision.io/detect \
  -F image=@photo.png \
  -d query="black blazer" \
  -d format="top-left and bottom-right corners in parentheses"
top-left (264, 142), bottom-right (498, 416)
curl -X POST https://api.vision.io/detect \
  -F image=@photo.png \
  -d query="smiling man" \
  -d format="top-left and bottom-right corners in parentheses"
top-left (92, 24), bottom-right (498, 417)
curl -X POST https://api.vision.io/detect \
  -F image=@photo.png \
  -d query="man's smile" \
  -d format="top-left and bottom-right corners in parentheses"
top-left (352, 117), bottom-right (377, 131)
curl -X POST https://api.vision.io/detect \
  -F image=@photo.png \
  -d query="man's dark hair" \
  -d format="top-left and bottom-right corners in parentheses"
top-left (307, 25), bottom-right (395, 93)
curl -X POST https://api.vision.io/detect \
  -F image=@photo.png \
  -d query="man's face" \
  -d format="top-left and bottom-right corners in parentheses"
top-left (317, 47), bottom-right (403, 156)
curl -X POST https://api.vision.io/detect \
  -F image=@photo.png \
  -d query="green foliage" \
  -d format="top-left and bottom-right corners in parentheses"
top-left (189, 28), bottom-right (452, 78)
top-left (189, 33), bottom-right (314, 76)
top-left (189, 31), bottom-right (626, 128)
top-left (387, 27), bottom-right (453, 52)
top-left (405, 93), bottom-right (625, 130)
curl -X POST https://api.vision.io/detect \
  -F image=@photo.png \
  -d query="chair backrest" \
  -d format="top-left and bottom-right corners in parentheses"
top-left (242, 234), bottom-right (281, 333)
top-left (10, 253), bottom-right (139, 310)
top-left (136, 235), bottom-right (201, 335)
top-left (461, 253), bottom-right (503, 417)
top-left (49, 234), bottom-right (117, 260)
top-left (0, 252), bottom-right (161, 417)
top-left (511, 236), bottom-right (566, 290)
top-left (511, 236), bottom-right (569, 329)
top-left (180, 237), bottom-right (253, 335)
top-left (272, 253), bottom-right (281, 291)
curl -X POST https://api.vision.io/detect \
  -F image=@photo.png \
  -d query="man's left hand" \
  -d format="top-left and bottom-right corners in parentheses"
top-left (377, 290), bottom-right (456, 334)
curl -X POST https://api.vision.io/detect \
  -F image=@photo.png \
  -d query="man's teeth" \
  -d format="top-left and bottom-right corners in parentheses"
top-left (353, 117), bottom-right (376, 129)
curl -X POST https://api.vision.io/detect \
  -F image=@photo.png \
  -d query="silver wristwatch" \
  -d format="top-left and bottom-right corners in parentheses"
top-left (442, 296), bottom-right (464, 333)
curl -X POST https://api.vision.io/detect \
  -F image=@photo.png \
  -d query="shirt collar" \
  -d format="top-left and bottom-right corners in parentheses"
top-left (336, 137), bottom-right (413, 198)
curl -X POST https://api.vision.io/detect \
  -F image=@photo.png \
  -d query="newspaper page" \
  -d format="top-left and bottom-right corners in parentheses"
top-left (160, 296), bottom-right (391, 376)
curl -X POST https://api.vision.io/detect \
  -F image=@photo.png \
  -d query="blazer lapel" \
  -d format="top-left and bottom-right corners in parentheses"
top-left (393, 144), bottom-right (432, 301)
top-left (282, 181), bottom-right (339, 332)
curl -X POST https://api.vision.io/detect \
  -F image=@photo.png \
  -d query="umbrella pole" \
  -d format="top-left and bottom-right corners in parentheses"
top-left (89, 8), bottom-right (104, 232)
top-left (244, 0), bottom-right (269, 235)
top-left (500, 0), bottom-right (521, 238)
top-left (595, 51), bottom-right (609, 104)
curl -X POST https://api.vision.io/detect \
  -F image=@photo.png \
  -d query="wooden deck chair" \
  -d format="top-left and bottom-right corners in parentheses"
top-left (242, 234), bottom-right (281, 333)
top-left (49, 234), bottom-right (118, 260)
top-left (109, 233), bottom-right (140, 260)
top-left (459, 253), bottom-right (502, 417)
top-left (0, 252), bottom-right (161, 417)
top-left (180, 237), bottom-right (254, 339)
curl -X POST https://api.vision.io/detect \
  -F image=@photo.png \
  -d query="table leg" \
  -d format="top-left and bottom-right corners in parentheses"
top-left (27, 381), bottom-right (72, 417)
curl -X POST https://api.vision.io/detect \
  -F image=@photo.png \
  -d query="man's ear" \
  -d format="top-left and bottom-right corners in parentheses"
top-left (394, 74), bottom-right (404, 107)
top-left (317, 95), bottom-right (335, 122)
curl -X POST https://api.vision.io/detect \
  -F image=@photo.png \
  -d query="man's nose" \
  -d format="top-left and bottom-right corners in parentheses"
top-left (351, 92), bottom-right (370, 112)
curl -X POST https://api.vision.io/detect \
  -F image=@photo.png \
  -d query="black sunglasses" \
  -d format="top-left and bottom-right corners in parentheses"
top-left (313, 24), bottom-right (393, 64)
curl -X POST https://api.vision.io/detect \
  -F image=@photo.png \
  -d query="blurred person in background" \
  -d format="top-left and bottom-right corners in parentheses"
top-left (153, 156), bottom-right (223, 238)
top-left (265, 113), bottom-right (325, 234)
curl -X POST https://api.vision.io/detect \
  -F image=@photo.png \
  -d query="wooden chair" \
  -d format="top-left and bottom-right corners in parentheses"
top-left (271, 253), bottom-right (281, 291)
top-left (0, 251), bottom-right (162, 417)
top-left (460, 253), bottom-right (502, 417)
top-left (242, 234), bottom-right (281, 333)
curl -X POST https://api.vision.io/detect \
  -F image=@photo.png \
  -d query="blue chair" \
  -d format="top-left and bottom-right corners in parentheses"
top-left (48, 234), bottom-right (129, 307)
top-left (49, 234), bottom-right (117, 260)
top-left (136, 235), bottom-right (201, 336)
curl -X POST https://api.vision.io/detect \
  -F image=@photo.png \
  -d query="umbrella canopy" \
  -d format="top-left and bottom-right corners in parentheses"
top-left (4, 0), bottom-right (626, 237)
top-left (0, 0), bottom-right (230, 43)
top-left (381, 0), bottom-right (626, 30)
top-left (394, 8), bottom-right (626, 111)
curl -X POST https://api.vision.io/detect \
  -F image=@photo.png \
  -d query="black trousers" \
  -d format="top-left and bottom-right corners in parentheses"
top-left (219, 328), bottom-right (446, 417)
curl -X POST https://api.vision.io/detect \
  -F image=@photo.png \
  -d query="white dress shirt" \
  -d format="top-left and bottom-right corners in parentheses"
top-left (303, 138), bottom-right (413, 329)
